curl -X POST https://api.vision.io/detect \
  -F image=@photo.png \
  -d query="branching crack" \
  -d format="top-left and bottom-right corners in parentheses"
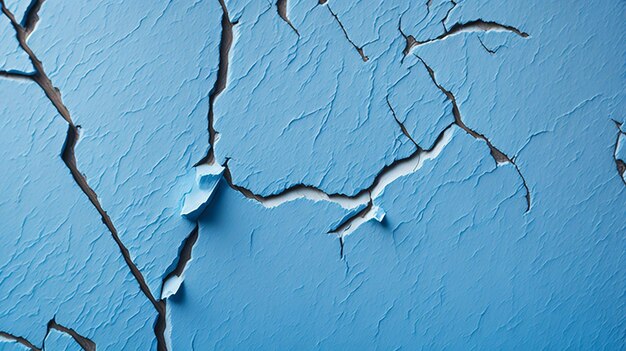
top-left (319, 0), bottom-right (368, 62)
top-left (416, 54), bottom-right (531, 211)
top-left (0, 1), bottom-right (167, 349)
top-left (46, 319), bottom-right (95, 351)
top-left (276, 0), bottom-right (299, 36)
top-left (402, 14), bottom-right (528, 57)
top-left (477, 36), bottom-right (496, 55)
top-left (441, 0), bottom-right (457, 32)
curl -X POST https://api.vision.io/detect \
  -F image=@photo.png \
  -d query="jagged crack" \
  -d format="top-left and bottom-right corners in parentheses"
top-left (22, 0), bottom-right (45, 37)
top-left (46, 319), bottom-right (95, 351)
top-left (276, 0), bottom-right (299, 36)
top-left (416, 54), bottom-right (532, 211)
top-left (0, 331), bottom-right (39, 351)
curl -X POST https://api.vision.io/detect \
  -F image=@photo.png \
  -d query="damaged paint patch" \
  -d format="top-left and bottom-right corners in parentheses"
top-left (181, 164), bottom-right (224, 221)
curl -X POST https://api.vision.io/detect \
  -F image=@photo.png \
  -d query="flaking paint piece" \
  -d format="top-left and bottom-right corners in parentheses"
top-left (181, 163), bottom-right (224, 221)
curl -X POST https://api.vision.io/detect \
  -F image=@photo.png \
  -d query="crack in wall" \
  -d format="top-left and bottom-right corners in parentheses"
top-left (386, 95), bottom-right (420, 148)
top-left (0, 2), bottom-right (167, 349)
top-left (201, 0), bottom-right (235, 166)
top-left (477, 36), bottom-right (497, 55)
top-left (441, 0), bottom-right (457, 32)
top-left (157, 226), bottom-right (200, 349)
top-left (318, 0), bottom-right (368, 62)
top-left (22, 0), bottom-right (44, 37)
top-left (415, 55), bottom-right (532, 211)
top-left (403, 16), bottom-right (528, 57)
top-left (276, 0), bottom-right (299, 36)
top-left (0, 69), bottom-right (34, 80)
top-left (0, 331), bottom-right (40, 351)
top-left (45, 319), bottom-right (95, 351)
top-left (198, 0), bottom-right (527, 243)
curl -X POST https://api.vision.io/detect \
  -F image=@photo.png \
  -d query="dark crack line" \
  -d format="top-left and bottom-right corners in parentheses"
top-left (386, 95), bottom-right (420, 149)
top-left (416, 54), bottom-right (531, 211)
top-left (201, 0), bottom-right (235, 165)
top-left (398, 18), bottom-right (417, 60)
top-left (477, 36), bottom-right (496, 55)
top-left (156, 225), bottom-right (200, 349)
top-left (0, 69), bottom-right (35, 80)
top-left (22, 0), bottom-right (44, 37)
top-left (0, 2), bottom-right (167, 349)
top-left (0, 331), bottom-right (40, 351)
top-left (330, 196), bottom-right (373, 237)
top-left (402, 15), bottom-right (528, 56)
top-left (161, 225), bottom-right (199, 291)
top-left (46, 319), bottom-right (95, 351)
top-left (441, 0), bottom-right (457, 32)
top-left (319, 1), bottom-right (368, 62)
top-left (276, 0), bottom-right (299, 36)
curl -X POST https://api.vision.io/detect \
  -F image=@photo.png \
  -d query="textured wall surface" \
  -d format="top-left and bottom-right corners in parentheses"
top-left (0, 0), bottom-right (624, 350)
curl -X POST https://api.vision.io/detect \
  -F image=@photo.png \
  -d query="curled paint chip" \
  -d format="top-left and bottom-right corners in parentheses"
top-left (371, 205), bottom-right (386, 222)
top-left (181, 164), bottom-right (224, 220)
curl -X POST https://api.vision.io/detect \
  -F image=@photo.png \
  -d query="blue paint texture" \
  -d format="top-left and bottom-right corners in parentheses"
top-left (0, 0), bottom-right (624, 349)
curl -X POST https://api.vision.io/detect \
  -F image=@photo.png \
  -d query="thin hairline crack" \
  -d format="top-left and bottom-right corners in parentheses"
top-left (318, 0), bottom-right (368, 62)
top-left (415, 54), bottom-right (532, 211)
top-left (0, 1), bottom-right (167, 349)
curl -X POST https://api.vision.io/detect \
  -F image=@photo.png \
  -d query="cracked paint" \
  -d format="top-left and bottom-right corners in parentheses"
top-left (1, 0), bottom-right (624, 350)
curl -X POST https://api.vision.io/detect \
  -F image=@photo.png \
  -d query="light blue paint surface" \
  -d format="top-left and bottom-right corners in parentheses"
top-left (0, 0), bottom-right (624, 349)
